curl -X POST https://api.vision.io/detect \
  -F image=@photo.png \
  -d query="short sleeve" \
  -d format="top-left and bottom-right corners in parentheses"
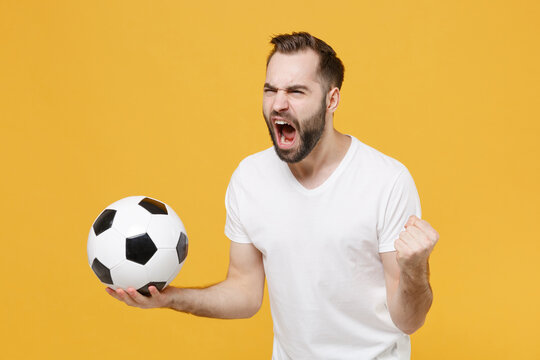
top-left (224, 171), bottom-right (252, 244)
top-left (377, 167), bottom-right (422, 253)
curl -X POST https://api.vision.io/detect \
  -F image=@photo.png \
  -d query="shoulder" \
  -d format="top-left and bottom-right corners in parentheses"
top-left (239, 146), bottom-right (277, 167)
top-left (349, 135), bottom-right (409, 181)
top-left (230, 146), bottom-right (280, 183)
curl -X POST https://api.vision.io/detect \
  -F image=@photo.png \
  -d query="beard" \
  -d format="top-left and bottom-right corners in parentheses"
top-left (263, 96), bottom-right (327, 163)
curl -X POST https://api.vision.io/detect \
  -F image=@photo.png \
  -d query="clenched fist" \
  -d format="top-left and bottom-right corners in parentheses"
top-left (394, 215), bottom-right (439, 275)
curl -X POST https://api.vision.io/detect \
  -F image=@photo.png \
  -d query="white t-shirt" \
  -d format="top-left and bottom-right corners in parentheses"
top-left (224, 135), bottom-right (422, 360)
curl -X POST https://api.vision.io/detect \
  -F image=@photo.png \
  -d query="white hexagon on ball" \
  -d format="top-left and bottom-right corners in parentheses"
top-left (110, 260), bottom-right (150, 290)
top-left (94, 228), bottom-right (126, 269)
top-left (147, 215), bottom-right (180, 249)
top-left (112, 202), bottom-right (152, 238)
top-left (146, 248), bottom-right (180, 281)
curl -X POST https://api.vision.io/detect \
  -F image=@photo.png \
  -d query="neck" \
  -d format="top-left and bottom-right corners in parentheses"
top-left (287, 124), bottom-right (351, 185)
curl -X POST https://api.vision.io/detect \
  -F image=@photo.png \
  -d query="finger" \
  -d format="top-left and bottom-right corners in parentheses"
top-left (149, 286), bottom-right (167, 306)
top-left (411, 219), bottom-right (439, 242)
top-left (405, 225), bottom-right (431, 248)
top-left (405, 215), bottom-right (419, 227)
top-left (116, 288), bottom-right (138, 306)
top-left (148, 286), bottom-right (160, 298)
top-left (395, 233), bottom-right (413, 251)
top-left (106, 287), bottom-right (121, 300)
top-left (126, 287), bottom-right (149, 304)
top-left (399, 230), bottom-right (421, 251)
top-left (108, 288), bottom-right (130, 303)
top-left (394, 237), bottom-right (407, 254)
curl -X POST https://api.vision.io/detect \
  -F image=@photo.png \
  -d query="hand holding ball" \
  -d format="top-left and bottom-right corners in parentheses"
top-left (87, 196), bottom-right (188, 296)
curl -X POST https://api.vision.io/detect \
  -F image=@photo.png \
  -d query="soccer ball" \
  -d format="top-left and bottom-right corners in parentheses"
top-left (87, 196), bottom-right (188, 296)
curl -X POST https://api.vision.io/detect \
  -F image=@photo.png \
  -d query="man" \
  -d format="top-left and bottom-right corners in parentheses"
top-left (107, 32), bottom-right (439, 359)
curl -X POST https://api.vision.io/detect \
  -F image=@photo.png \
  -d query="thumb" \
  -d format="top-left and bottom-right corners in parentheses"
top-left (405, 215), bottom-right (417, 228)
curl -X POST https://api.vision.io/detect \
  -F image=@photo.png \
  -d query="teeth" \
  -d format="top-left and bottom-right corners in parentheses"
top-left (275, 120), bottom-right (288, 125)
top-left (280, 134), bottom-right (291, 144)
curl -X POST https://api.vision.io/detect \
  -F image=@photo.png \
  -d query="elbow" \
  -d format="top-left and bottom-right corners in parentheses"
top-left (399, 319), bottom-right (425, 335)
top-left (401, 327), bottom-right (418, 335)
top-left (235, 298), bottom-right (262, 319)
top-left (245, 289), bottom-right (264, 318)
top-left (238, 306), bottom-right (260, 319)
top-left (229, 303), bottom-right (261, 319)
top-left (387, 304), bottom-right (427, 335)
top-left (246, 300), bottom-right (263, 318)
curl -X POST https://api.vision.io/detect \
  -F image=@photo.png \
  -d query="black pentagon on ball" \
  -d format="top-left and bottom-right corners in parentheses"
top-left (93, 209), bottom-right (116, 236)
top-left (137, 281), bottom-right (167, 297)
top-left (176, 232), bottom-right (188, 263)
top-left (126, 233), bottom-right (157, 265)
top-left (138, 197), bottom-right (168, 215)
top-left (91, 258), bottom-right (113, 284)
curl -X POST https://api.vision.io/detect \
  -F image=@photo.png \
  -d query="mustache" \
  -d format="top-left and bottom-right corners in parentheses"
top-left (269, 111), bottom-right (300, 129)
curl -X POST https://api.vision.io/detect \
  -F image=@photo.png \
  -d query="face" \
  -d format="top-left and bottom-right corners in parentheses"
top-left (262, 50), bottom-right (328, 163)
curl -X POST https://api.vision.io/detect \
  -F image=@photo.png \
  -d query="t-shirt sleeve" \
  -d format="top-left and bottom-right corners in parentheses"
top-left (377, 167), bottom-right (422, 253)
top-left (224, 171), bottom-right (252, 244)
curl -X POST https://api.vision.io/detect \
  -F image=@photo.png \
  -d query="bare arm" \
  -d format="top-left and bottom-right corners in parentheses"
top-left (380, 251), bottom-right (433, 334)
top-left (106, 241), bottom-right (266, 319)
top-left (380, 215), bottom-right (439, 334)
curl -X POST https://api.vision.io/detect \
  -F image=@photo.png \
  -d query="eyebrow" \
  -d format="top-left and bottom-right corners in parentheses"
top-left (263, 83), bottom-right (310, 92)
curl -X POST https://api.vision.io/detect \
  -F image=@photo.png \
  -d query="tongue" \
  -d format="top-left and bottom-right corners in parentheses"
top-left (282, 124), bottom-right (296, 141)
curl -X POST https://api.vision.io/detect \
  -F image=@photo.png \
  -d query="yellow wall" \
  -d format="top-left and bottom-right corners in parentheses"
top-left (1, 1), bottom-right (538, 358)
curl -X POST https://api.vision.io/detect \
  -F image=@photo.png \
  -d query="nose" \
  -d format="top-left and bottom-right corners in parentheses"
top-left (272, 90), bottom-right (289, 113)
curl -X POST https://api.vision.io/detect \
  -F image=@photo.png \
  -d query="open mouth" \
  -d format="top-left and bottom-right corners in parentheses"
top-left (273, 118), bottom-right (297, 149)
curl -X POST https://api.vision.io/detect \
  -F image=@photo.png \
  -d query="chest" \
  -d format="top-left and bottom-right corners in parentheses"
top-left (239, 179), bottom-right (382, 264)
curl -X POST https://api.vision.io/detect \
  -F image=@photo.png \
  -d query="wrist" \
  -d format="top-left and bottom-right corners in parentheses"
top-left (401, 257), bottom-right (429, 277)
top-left (165, 286), bottom-right (183, 310)
top-left (400, 260), bottom-right (430, 287)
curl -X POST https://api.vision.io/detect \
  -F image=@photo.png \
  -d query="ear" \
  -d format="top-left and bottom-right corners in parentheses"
top-left (326, 87), bottom-right (340, 113)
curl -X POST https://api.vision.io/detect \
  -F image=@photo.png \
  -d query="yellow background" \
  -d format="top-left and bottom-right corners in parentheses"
top-left (1, 0), bottom-right (539, 358)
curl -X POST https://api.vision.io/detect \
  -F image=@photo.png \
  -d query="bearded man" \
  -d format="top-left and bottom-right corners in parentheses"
top-left (107, 31), bottom-right (440, 360)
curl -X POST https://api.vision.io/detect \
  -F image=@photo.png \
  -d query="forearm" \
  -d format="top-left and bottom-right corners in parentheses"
top-left (166, 279), bottom-right (258, 319)
top-left (388, 260), bottom-right (433, 334)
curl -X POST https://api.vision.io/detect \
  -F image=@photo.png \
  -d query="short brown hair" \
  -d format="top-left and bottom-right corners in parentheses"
top-left (266, 32), bottom-right (345, 91)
